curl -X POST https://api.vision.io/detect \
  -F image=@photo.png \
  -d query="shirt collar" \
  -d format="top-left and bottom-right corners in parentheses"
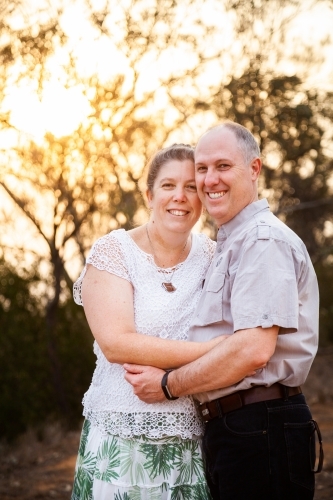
top-left (217, 199), bottom-right (270, 241)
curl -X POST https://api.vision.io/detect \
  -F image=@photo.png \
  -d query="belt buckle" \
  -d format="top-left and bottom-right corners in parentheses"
top-left (200, 404), bottom-right (211, 423)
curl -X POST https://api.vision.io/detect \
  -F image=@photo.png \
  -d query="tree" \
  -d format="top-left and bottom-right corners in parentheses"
top-left (203, 69), bottom-right (333, 264)
top-left (0, 0), bottom-right (227, 417)
top-left (0, 256), bottom-right (95, 440)
top-left (315, 261), bottom-right (333, 345)
top-left (196, 67), bottom-right (333, 346)
top-left (1, 0), bottom-right (333, 437)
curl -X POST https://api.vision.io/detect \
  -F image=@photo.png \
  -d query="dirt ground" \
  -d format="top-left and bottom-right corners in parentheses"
top-left (1, 347), bottom-right (332, 500)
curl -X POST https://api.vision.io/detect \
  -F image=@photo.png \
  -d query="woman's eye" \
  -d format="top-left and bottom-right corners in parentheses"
top-left (162, 183), bottom-right (174, 188)
top-left (186, 185), bottom-right (197, 191)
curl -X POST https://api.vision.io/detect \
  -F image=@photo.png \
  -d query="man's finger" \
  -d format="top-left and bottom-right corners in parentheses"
top-left (123, 363), bottom-right (143, 373)
top-left (124, 372), bottom-right (137, 384)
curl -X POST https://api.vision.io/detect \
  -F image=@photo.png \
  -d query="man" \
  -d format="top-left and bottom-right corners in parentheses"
top-left (124, 122), bottom-right (322, 499)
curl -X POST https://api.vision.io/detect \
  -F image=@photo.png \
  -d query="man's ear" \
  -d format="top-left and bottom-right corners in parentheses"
top-left (250, 158), bottom-right (262, 180)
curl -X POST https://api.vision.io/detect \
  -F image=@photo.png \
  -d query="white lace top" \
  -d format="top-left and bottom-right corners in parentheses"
top-left (73, 229), bottom-right (216, 439)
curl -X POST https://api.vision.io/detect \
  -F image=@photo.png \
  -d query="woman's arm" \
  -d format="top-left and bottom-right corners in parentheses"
top-left (81, 265), bottom-right (227, 369)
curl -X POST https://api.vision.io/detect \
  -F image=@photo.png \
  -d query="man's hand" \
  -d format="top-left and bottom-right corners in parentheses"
top-left (123, 364), bottom-right (167, 403)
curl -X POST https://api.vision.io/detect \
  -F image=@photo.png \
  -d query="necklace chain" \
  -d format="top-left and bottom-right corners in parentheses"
top-left (145, 224), bottom-right (188, 292)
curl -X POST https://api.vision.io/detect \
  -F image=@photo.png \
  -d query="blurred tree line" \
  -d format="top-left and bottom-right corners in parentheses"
top-left (0, 0), bottom-right (333, 440)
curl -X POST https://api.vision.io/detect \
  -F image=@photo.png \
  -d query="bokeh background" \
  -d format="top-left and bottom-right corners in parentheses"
top-left (1, 0), bottom-right (333, 497)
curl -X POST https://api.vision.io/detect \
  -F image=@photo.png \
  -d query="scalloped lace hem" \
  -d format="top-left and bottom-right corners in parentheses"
top-left (83, 409), bottom-right (204, 439)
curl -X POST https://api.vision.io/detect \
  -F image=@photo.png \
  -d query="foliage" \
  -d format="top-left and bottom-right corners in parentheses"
top-left (0, 260), bottom-right (47, 439)
top-left (0, 0), bottom-right (225, 424)
top-left (223, 0), bottom-right (329, 72)
top-left (198, 67), bottom-right (333, 348)
top-left (314, 262), bottom-right (333, 345)
top-left (204, 69), bottom-right (333, 264)
top-left (1, 0), bottom-right (333, 441)
top-left (0, 259), bottom-right (94, 441)
top-left (0, 0), bottom-right (231, 279)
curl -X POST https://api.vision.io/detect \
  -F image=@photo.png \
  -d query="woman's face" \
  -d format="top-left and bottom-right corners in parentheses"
top-left (147, 159), bottom-right (202, 235)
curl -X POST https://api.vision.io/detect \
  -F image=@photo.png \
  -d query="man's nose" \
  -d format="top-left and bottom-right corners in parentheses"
top-left (204, 168), bottom-right (220, 186)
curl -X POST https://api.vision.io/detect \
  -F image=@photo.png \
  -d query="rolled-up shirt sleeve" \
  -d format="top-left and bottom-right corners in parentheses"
top-left (231, 237), bottom-right (299, 332)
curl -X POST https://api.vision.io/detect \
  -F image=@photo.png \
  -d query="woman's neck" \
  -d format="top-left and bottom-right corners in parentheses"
top-left (129, 222), bottom-right (191, 268)
top-left (145, 222), bottom-right (191, 268)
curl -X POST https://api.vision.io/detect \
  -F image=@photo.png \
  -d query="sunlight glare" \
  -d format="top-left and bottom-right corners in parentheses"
top-left (9, 83), bottom-right (91, 140)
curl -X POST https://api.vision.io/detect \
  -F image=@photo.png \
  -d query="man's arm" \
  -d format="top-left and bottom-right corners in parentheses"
top-left (124, 325), bottom-right (279, 403)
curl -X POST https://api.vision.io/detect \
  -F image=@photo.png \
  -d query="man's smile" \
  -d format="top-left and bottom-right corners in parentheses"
top-left (207, 191), bottom-right (227, 199)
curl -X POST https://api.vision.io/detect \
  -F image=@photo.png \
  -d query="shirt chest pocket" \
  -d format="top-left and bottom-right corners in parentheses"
top-left (196, 271), bottom-right (225, 326)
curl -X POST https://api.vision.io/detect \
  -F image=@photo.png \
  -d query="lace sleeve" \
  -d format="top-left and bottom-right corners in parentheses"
top-left (73, 232), bottom-right (130, 306)
top-left (206, 234), bottom-right (217, 259)
top-left (199, 233), bottom-right (216, 262)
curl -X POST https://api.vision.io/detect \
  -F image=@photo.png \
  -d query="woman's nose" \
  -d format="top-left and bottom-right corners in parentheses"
top-left (173, 187), bottom-right (187, 202)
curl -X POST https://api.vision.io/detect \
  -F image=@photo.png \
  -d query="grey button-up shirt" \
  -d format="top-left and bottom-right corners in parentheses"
top-left (188, 199), bottom-right (319, 403)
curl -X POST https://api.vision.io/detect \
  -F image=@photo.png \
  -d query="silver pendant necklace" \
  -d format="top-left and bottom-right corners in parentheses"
top-left (146, 224), bottom-right (188, 293)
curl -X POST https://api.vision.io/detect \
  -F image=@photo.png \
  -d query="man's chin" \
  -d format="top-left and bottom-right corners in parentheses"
top-left (206, 205), bottom-right (228, 222)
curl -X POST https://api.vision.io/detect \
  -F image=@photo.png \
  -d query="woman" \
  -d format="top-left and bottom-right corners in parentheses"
top-left (71, 144), bottom-right (223, 500)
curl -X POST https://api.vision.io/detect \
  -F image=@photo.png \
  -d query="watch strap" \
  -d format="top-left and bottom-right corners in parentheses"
top-left (161, 370), bottom-right (179, 400)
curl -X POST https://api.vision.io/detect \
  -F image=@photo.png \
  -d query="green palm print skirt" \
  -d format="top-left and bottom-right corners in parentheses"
top-left (71, 419), bottom-right (212, 500)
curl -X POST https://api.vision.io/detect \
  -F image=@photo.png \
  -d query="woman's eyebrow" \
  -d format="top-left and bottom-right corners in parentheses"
top-left (159, 177), bottom-right (196, 182)
top-left (158, 177), bottom-right (175, 182)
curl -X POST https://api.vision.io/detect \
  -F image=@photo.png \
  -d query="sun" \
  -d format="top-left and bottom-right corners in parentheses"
top-left (7, 81), bottom-right (91, 140)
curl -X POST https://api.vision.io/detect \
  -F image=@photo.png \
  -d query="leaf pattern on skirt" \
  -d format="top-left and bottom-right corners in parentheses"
top-left (71, 420), bottom-right (212, 500)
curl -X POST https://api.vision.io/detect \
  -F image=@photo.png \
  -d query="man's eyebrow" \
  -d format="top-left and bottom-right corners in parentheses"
top-left (195, 158), bottom-right (231, 166)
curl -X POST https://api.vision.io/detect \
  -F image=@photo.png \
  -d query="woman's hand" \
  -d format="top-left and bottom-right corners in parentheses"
top-left (124, 364), bottom-right (167, 403)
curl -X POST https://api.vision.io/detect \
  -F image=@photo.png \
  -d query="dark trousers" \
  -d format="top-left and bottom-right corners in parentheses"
top-left (202, 394), bottom-right (315, 500)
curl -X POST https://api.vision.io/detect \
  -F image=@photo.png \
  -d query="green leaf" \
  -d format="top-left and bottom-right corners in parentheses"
top-left (95, 435), bottom-right (121, 482)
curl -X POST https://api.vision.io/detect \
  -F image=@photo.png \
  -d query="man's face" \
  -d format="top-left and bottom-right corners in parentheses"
top-left (194, 128), bottom-right (261, 226)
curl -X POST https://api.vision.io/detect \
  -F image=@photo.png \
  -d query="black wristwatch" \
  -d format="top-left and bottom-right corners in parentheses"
top-left (161, 370), bottom-right (179, 400)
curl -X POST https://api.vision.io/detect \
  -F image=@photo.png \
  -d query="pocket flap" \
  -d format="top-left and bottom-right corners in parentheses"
top-left (206, 271), bottom-right (225, 293)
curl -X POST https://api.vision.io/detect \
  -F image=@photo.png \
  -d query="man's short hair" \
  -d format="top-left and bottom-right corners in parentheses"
top-left (208, 122), bottom-right (261, 165)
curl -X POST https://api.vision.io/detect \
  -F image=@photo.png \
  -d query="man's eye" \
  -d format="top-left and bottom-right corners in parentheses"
top-left (196, 166), bottom-right (207, 172)
top-left (218, 164), bottom-right (231, 170)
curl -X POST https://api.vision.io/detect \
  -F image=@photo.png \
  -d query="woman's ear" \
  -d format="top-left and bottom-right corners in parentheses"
top-left (146, 189), bottom-right (153, 209)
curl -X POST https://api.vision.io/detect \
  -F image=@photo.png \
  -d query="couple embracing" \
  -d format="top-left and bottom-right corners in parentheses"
top-left (71, 122), bottom-right (322, 500)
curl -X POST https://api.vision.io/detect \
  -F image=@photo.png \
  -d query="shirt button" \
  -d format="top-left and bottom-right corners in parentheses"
top-left (217, 247), bottom-right (222, 253)
top-left (262, 314), bottom-right (268, 319)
